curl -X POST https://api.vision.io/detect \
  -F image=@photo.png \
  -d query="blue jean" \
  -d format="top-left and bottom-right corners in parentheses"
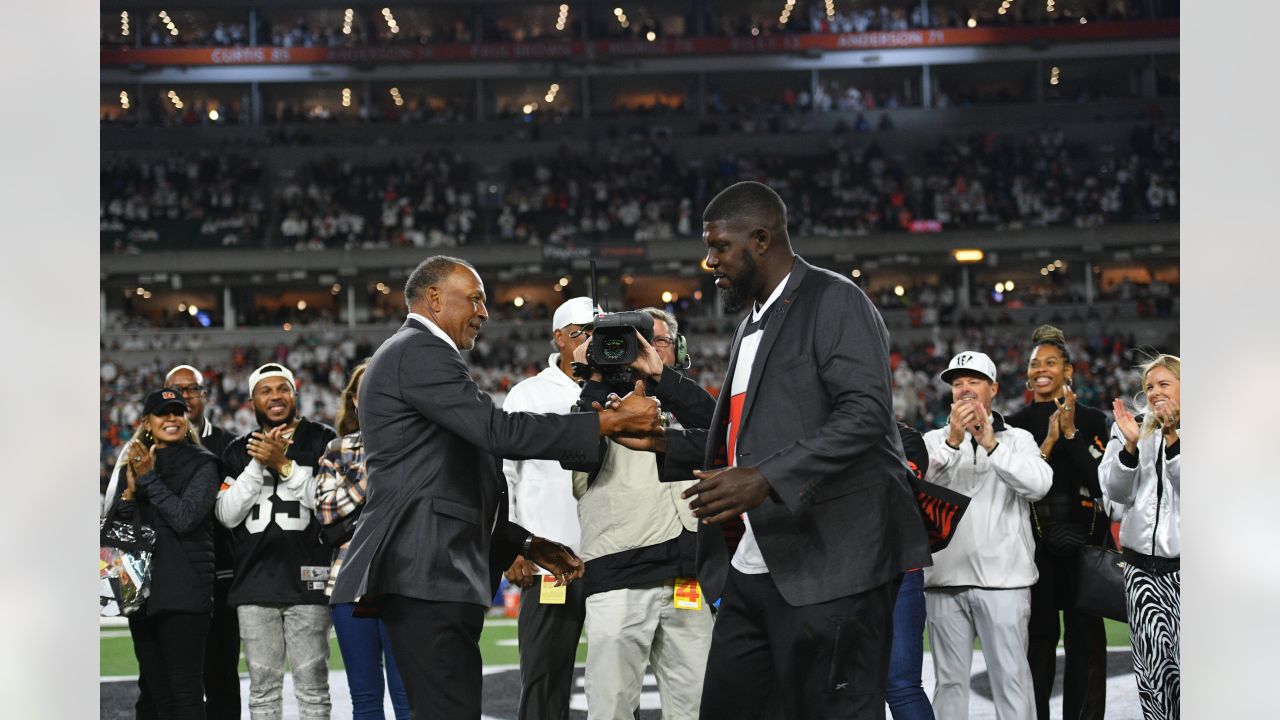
top-left (332, 602), bottom-right (411, 720)
top-left (888, 570), bottom-right (935, 720)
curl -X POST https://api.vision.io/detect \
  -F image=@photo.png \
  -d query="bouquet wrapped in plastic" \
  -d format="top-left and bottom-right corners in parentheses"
top-left (100, 516), bottom-right (155, 617)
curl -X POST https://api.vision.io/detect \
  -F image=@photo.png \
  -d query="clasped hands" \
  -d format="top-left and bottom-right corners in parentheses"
top-left (504, 537), bottom-right (585, 589)
top-left (948, 398), bottom-right (997, 452)
top-left (247, 425), bottom-right (293, 475)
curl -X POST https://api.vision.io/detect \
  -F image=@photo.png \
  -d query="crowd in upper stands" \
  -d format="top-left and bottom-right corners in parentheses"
top-left (101, 124), bottom-right (1178, 253)
top-left (100, 153), bottom-right (267, 252)
top-left (103, 1), bottom-right (1164, 49)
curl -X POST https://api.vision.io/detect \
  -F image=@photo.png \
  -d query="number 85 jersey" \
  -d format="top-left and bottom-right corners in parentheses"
top-left (216, 418), bottom-right (337, 607)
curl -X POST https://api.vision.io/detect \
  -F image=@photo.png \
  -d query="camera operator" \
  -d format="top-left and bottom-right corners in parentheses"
top-left (565, 307), bottom-right (716, 720)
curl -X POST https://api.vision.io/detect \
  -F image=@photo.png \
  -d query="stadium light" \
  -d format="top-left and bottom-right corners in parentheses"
top-left (894, 285), bottom-right (905, 297)
top-left (967, 18), bottom-right (977, 28)
top-left (208, 109), bottom-right (219, 121)
top-left (121, 11), bottom-right (130, 36)
top-left (1006, 280), bottom-right (1015, 291)
top-left (514, 297), bottom-right (525, 308)
top-left (188, 305), bottom-right (198, 316)
top-left (851, 268), bottom-right (862, 278)
top-left (952, 249), bottom-right (985, 263)
top-left (661, 291), bottom-right (675, 303)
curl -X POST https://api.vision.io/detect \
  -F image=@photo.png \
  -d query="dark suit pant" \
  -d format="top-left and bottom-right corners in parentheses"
top-left (203, 577), bottom-right (242, 720)
top-left (700, 569), bottom-right (902, 720)
top-left (517, 579), bottom-right (586, 720)
top-left (1028, 544), bottom-right (1107, 720)
top-left (380, 593), bottom-right (486, 720)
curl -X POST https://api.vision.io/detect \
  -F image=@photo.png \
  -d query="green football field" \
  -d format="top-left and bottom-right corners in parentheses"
top-left (101, 612), bottom-right (1130, 678)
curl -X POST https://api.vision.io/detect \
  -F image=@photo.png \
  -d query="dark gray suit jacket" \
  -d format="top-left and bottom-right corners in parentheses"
top-left (697, 257), bottom-right (932, 606)
top-left (330, 318), bottom-right (602, 608)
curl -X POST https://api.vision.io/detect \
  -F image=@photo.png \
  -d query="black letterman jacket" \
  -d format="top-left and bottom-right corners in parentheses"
top-left (216, 418), bottom-right (337, 606)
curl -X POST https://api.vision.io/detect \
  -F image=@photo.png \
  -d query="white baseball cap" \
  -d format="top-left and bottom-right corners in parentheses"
top-left (939, 351), bottom-right (998, 384)
top-left (552, 296), bottom-right (600, 332)
top-left (248, 363), bottom-right (296, 394)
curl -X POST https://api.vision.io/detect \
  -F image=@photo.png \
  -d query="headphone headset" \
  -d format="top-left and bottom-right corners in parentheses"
top-left (674, 334), bottom-right (690, 370)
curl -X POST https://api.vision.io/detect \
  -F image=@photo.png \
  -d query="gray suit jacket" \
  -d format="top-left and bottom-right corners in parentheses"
top-left (697, 257), bottom-right (932, 606)
top-left (330, 318), bottom-right (601, 608)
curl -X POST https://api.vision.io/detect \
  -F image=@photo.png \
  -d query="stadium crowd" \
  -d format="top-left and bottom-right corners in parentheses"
top-left (99, 320), bottom-right (1171, 497)
top-left (273, 124), bottom-right (1179, 248)
top-left (100, 152), bottom-right (267, 252)
top-left (104, 1), bottom-right (1165, 49)
top-left (101, 124), bottom-right (1177, 252)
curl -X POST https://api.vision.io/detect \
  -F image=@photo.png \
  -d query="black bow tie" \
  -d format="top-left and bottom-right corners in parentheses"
top-left (742, 302), bottom-right (779, 336)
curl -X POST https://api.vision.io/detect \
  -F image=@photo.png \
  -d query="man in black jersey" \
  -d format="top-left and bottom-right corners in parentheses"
top-left (165, 364), bottom-right (242, 720)
top-left (216, 363), bottom-right (337, 720)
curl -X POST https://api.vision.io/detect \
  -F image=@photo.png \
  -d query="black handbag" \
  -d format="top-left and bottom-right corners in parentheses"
top-left (318, 504), bottom-right (362, 548)
top-left (1074, 533), bottom-right (1129, 623)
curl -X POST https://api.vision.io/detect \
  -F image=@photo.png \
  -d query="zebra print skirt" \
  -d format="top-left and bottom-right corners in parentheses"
top-left (1124, 564), bottom-right (1180, 719)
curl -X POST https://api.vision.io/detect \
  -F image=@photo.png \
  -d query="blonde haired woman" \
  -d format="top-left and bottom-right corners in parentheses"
top-left (1099, 354), bottom-right (1180, 720)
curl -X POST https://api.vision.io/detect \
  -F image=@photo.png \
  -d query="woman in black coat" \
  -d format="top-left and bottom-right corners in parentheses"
top-left (112, 388), bottom-right (222, 720)
top-left (1006, 325), bottom-right (1111, 720)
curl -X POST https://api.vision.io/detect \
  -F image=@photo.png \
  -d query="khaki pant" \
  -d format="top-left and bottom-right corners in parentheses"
top-left (583, 581), bottom-right (714, 720)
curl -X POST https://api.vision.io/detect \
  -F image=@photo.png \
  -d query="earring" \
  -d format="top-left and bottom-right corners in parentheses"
top-left (1025, 379), bottom-right (1033, 392)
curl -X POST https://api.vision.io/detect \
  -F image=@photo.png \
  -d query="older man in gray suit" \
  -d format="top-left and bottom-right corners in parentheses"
top-left (683, 182), bottom-right (933, 719)
top-left (330, 255), bottom-right (661, 719)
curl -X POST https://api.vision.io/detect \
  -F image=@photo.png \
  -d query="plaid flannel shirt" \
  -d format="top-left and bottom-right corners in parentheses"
top-left (315, 431), bottom-right (366, 596)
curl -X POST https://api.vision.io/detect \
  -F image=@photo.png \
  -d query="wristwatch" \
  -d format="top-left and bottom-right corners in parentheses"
top-left (279, 459), bottom-right (295, 478)
top-left (522, 534), bottom-right (534, 554)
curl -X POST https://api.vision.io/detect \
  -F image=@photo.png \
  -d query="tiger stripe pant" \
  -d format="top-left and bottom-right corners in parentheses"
top-left (1123, 565), bottom-right (1180, 720)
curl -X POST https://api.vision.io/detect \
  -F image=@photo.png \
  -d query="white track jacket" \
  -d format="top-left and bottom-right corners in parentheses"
top-left (922, 413), bottom-right (1053, 590)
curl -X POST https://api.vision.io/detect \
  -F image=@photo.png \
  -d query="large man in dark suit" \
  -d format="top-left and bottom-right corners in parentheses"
top-left (330, 255), bottom-right (661, 719)
top-left (683, 182), bottom-right (933, 719)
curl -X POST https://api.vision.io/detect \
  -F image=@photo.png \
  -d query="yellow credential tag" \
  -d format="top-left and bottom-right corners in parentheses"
top-left (539, 574), bottom-right (567, 604)
top-left (674, 578), bottom-right (702, 610)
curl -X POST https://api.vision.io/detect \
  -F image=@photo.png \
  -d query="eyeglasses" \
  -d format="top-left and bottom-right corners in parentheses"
top-left (174, 385), bottom-right (205, 397)
top-left (652, 336), bottom-right (675, 349)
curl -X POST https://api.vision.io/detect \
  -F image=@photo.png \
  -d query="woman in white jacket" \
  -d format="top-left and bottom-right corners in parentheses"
top-left (1099, 354), bottom-right (1180, 720)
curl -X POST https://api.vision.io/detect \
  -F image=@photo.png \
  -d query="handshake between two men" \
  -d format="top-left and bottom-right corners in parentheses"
top-left (515, 369), bottom-right (667, 589)
top-left (512, 318), bottom-right (771, 593)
